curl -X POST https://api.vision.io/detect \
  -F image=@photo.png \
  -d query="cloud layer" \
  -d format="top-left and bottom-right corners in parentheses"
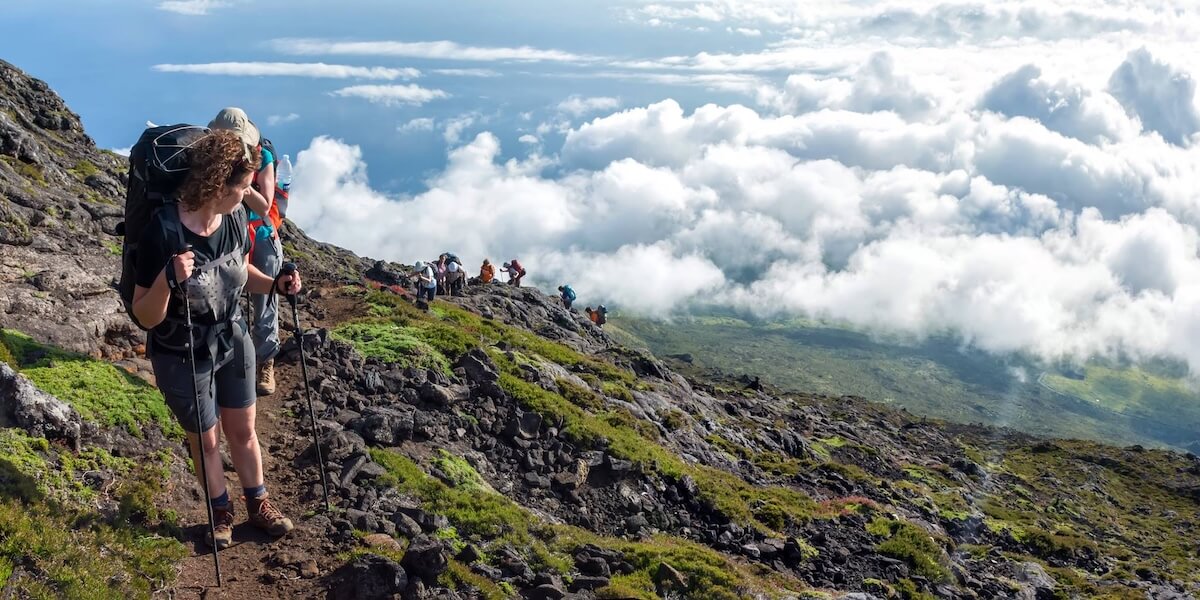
top-left (153, 62), bottom-right (419, 80)
top-left (283, 2), bottom-right (1200, 373)
top-left (330, 84), bottom-right (449, 106)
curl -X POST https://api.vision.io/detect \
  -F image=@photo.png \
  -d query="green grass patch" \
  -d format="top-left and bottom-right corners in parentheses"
top-left (68, 160), bottom-right (100, 180)
top-left (442, 560), bottom-right (513, 600)
top-left (0, 427), bottom-right (185, 598)
top-left (371, 448), bottom-right (810, 598)
top-left (1, 330), bottom-right (179, 437)
top-left (491, 349), bottom-right (819, 533)
top-left (866, 518), bottom-right (951, 582)
top-left (371, 448), bottom-right (549, 553)
top-left (331, 320), bottom-right (453, 375)
top-left (0, 155), bottom-right (45, 186)
top-left (430, 450), bottom-right (491, 494)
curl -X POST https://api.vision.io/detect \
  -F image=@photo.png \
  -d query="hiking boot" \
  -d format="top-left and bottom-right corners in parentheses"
top-left (247, 494), bottom-right (294, 537)
top-left (256, 359), bottom-right (276, 396)
top-left (205, 503), bottom-right (235, 549)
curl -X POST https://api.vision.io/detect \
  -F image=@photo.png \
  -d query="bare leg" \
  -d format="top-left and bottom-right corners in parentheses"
top-left (186, 426), bottom-right (228, 500)
top-left (220, 405), bottom-right (264, 491)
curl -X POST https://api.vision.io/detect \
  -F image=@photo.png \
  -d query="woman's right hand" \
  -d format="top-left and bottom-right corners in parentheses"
top-left (172, 250), bottom-right (195, 283)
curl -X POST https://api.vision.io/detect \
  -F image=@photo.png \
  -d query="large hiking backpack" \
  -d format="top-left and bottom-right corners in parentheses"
top-left (117, 124), bottom-right (209, 330)
top-left (247, 137), bottom-right (284, 253)
top-left (563, 285), bottom-right (577, 302)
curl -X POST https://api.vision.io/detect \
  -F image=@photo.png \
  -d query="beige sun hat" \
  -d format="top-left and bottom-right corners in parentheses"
top-left (208, 107), bottom-right (261, 151)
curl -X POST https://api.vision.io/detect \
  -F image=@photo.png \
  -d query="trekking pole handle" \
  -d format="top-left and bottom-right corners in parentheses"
top-left (279, 262), bottom-right (299, 306)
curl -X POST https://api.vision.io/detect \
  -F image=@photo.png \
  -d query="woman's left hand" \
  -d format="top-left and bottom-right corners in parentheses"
top-left (276, 270), bottom-right (303, 296)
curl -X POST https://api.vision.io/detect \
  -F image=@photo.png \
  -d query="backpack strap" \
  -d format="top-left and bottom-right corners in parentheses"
top-left (160, 202), bottom-right (187, 254)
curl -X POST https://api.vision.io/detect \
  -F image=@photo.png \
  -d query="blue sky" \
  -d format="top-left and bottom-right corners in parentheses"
top-left (2, 0), bottom-right (761, 192)
top-left (6, 0), bottom-right (1200, 373)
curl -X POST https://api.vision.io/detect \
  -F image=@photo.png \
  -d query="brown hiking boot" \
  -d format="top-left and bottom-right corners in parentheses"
top-left (247, 494), bottom-right (294, 537)
top-left (205, 503), bottom-right (235, 549)
top-left (256, 359), bottom-right (276, 396)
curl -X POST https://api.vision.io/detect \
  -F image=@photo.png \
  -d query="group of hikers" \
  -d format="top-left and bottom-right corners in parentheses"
top-left (410, 257), bottom-right (608, 326)
top-left (114, 106), bottom-right (613, 583)
top-left (412, 255), bottom-right (524, 299)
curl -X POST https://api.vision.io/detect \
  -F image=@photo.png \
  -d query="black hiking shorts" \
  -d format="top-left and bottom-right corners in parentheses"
top-left (150, 318), bottom-right (256, 434)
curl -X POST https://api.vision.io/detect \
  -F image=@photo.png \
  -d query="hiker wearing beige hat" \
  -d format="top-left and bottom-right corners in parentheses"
top-left (208, 107), bottom-right (283, 396)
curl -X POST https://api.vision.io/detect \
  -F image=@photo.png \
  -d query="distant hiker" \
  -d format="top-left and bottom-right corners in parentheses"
top-left (480, 259), bottom-right (495, 284)
top-left (434, 255), bottom-right (449, 295)
top-left (445, 260), bottom-right (466, 296)
top-left (208, 107), bottom-right (282, 397)
top-left (595, 304), bottom-right (608, 327)
top-left (586, 306), bottom-right (600, 325)
top-left (502, 259), bottom-right (526, 287)
top-left (130, 130), bottom-right (297, 549)
top-left (558, 285), bottom-right (576, 310)
top-left (414, 261), bottom-right (436, 303)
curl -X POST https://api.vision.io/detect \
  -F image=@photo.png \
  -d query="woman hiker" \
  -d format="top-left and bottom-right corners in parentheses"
top-left (131, 130), bottom-right (300, 549)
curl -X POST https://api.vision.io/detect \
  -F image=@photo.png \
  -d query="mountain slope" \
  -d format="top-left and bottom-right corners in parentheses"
top-left (1, 59), bottom-right (1199, 600)
top-left (609, 313), bottom-right (1200, 453)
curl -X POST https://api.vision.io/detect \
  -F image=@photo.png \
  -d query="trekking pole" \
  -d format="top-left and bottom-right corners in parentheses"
top-left (178, 245), bottom-right (222, 587)
top-left (279, 263), bottom-right (331, 512)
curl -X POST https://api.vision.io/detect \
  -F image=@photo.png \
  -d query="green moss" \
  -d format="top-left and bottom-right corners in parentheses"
top-left (492, 350), bottom-right (819, 534)
top-left (557, 378), bottom-right (606, 411)
top-left (371, 448), bottom-right (808, 598)
top-left (0, 156), bottom-right (45, 186)
top-left (1, 330), bottom-right (178, 437)
top-left (601, 381), bottom-right (634, 402)
top-left (894, 578), bottom-right (937, 600)
top-left (68, 160), bottom-right (99, 180)
top-left (372, 448), bottom-right (548, 552)
top-left (0, 427), bottom-right (185, 598)
top-left (866, 518), bottom-right (951, 582)
top-left (0, 498), bottom-right (186, 599)
top-left (430, 450), bottom-right (491, 494)
top-left (443, 560), bottom-right (514, 600)
top-left (102, 239), bottom-right (121, 256)
top-left (331, 320), bottom-right (453, 375)
top-left (659, 409), bottom-right (688, 431)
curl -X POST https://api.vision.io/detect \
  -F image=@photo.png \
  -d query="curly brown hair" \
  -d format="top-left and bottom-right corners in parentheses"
top-left (177, 130), bottom-right (261, 211)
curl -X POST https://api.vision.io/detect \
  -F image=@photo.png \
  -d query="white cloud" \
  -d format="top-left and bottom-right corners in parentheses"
top-left (557, 95), bottom-right (621, 117)
top-left (272, 38), bottom-right (598, 63)
top-left (758, 52), bottom-right (937, 118)
top-left (443, 115), bottom-right (478, 144)
top-left (330, 84), bottom-right (449, 106)
top-left (518, 134), bottom-right (540, 145)
top-left (980, 64), bottom-right (1135, 144)
top-left (266, 113), bottom-right (300, 126)
top-left (399, 117), bottom-right (436, 133)
top-left (152, 62), bottom-right (419, 80)
top-left (432, 68), bottom-right (501, 77)
top-left (1108, 47), bottom-right (1200, 146)
top-left (111, 146), bottom-right (132, 157)
top-left (157, 0), bottom-right (227, 15)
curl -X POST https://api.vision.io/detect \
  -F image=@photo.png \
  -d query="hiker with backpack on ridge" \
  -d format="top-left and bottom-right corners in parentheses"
top-left (446, 260), bottom-right (466, 296)
top-left (502, 259), bottom-right (526, 287)
top-left (127, 129), bottom-right (299, 550)
top-left (414, 261), bottom-right (437, 304)
top-left (208, 108), bottom-right (285, 397)
top-left (558, 285), bottom-right (576, 310)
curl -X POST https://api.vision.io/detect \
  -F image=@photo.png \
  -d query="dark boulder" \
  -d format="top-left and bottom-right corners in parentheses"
top-left (332, 555), bottom-right (408, 600)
